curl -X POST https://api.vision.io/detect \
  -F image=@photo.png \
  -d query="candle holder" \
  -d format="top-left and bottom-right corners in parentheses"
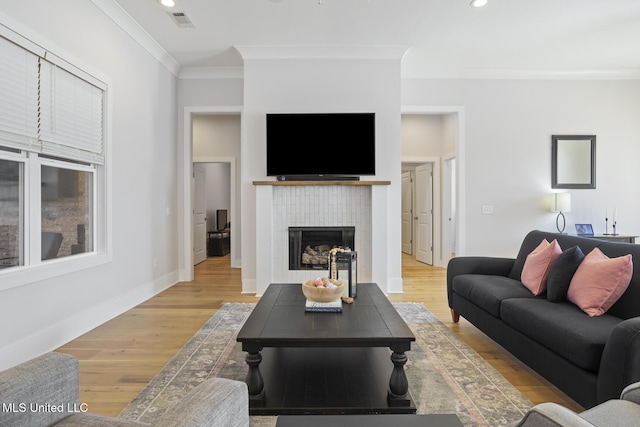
top-left (329, 249), bottom-right (357, 298)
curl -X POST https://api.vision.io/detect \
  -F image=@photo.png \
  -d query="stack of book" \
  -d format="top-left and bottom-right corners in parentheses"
top-left (304, 299), bottom-right (342, 313)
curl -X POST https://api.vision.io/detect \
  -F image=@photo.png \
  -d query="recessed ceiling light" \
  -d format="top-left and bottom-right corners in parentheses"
top-left (470, 0), bottom-right (488, 7)
top-left (159, 0), bottom-right (176, 7)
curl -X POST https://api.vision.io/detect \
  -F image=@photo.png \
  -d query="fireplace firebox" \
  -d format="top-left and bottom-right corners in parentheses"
top-left (289, 226), bottom-right (355, 270)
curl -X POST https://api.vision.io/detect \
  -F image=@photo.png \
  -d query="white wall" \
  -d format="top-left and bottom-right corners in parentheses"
top-left (181, 74), bottom-right (640, 292)
top-left (239, 52), bottom-right (404, 294)
top-left (0, 1), bottom-right (179, 368)
top-left (403, 78), bottom-right (640, 257)
top-left (402, 114), bottom-right (447, 157)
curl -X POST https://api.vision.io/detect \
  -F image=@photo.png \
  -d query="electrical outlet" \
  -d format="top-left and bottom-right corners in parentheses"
top-left (481, 205), bottom-right (494, 214)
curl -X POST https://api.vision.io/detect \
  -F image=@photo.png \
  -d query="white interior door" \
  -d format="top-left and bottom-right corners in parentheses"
top-left (193, 164), bottom-right (207, 265)
top-left (401, 171), bottom-right (413, 254)
top-left (415, 163), bottom-right (434, 265)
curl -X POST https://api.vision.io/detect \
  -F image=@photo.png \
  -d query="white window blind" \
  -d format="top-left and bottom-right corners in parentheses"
top-left (0, 36), bottom-right (39, 152)
top-left (39, 60), bottom-right (105, 164)
top-left (0, 32), bottom-right (105, 165)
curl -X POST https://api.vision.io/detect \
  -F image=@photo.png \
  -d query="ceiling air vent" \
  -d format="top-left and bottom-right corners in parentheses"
top-left (168, 11), bottom-right (195, 28)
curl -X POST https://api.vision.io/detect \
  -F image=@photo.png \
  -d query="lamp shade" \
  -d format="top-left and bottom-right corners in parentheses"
top-left (551, 193), bottom-right (571, 213)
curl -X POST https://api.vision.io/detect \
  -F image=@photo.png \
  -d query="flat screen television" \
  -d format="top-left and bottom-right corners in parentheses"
top-left (216, 209), bottom-right (228, 231)
top-left (266, 113), bottom-right (375, 180)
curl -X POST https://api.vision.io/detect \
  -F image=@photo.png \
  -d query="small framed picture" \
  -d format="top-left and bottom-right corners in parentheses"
top-left (575, 224), bottom-right (594, 236)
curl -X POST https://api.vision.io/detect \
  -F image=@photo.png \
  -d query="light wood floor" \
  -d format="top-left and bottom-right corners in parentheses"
top-left (57, 254), bottom-right (583, 417)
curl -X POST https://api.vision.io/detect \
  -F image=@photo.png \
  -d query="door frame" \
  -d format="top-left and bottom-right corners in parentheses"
top-left (193, 158), bottom-right (236, 259)
top-left (442, 153), bottom-right (457, 267)
top-left (179, 106), bottom-right (243, 282)
top-left (401, 105), bottom-right (466, 267)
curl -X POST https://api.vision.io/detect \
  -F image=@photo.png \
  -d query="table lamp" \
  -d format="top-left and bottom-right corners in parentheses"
top-left (551, 193), bottom-right (571, 234)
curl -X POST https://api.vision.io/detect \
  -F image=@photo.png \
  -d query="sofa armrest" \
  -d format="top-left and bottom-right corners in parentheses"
top-left (155, 378), bottom-right (248, 427)
top-left (0, 352), bottom-right (79, 426)
top-left (598, 317), bottom-right (640, 403)
top-left (446, 256), bottom-right (515, 308)
top-left (621, 381), bottom-right (640, 405)
top-left (508, 402), bottom-right (594, 427)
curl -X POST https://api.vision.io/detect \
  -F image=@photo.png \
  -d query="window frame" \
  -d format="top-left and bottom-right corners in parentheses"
top-left (0, 149), bottom-right (27, 269)
top-left (0, 23), bottom-right (111, 291)
top-left (39, 157), bottom-right (98, 262)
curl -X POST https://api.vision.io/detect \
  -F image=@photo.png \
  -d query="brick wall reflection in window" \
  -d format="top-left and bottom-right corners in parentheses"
top-left (0, 159), bottom-right (23, 268)
top-left (41, 165), bottom-right (93, 260)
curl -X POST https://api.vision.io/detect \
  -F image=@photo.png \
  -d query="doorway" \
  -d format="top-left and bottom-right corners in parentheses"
top-left (401, 163), bottom-right (434, 266)
top-left (400, 108), bottom-right (463, 269)
top-left (180, 109), bottom-right (241, 282)
top-left (192, 162), bottom-right (232, 266)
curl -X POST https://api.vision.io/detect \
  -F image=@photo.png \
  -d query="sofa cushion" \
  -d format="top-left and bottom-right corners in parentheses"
top-left (452, 274), bottom-right (538, 318)
top-left (509, 230), bottom-right (603, 281)
top-left (500, 298), bottom-right (622, 372)
top-left (580, 399), bottom-right (640, 427)
top-left (521, 239), bottom-right (562, 295)
top-left (547, 245), bottom-right (585, 303)
top-left (568, 248), bottom-right (633, 317)
top-left (597, 243), bottom-right (640, 319)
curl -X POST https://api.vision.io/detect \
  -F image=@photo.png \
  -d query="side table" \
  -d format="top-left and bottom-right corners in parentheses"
top-left (587, 235), bottom-right (637, 244)
top-left (207, 230), bottom-right (230, 256)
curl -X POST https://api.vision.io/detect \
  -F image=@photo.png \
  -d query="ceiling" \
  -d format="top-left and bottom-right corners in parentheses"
top-left (111, 0), bottom-right (640, 79)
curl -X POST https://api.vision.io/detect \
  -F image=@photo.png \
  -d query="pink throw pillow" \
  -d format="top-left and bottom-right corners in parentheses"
top-left (521, 239), bottom-right (562, 295)
top-left (567, 248), bottom-right (633, 317)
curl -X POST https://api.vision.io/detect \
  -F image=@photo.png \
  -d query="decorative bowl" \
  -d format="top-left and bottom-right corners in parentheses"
top-left (302, 278), bottom-right (344, 302)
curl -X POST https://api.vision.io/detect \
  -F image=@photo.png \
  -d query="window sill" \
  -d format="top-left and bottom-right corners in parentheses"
top-left (0, 252), bottom-right (111, 292)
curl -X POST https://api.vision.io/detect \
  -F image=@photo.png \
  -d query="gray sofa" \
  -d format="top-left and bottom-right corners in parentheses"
top-left (0, 352), bottom-right (249, 427)
top-left (510, 381), bottom-right (640, 427)
top-left (447, 230), bottom-right (640, 409)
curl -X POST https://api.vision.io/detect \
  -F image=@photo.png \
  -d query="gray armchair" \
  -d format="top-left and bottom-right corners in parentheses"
top-left (0, 352), bottom-right (249, 427)
top-left (510, 382), bottom-right (640, 427)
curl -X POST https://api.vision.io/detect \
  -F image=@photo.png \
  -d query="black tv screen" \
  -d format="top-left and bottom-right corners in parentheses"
top-left (266, 113), bottom-right (375, 179)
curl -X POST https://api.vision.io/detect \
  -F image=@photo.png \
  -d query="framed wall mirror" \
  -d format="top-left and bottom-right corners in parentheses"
top-left (551, 135), bottom-right (596, 189)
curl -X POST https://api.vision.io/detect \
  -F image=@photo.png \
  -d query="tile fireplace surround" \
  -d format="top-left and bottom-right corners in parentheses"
top-left (254, 181), bottom-right (391, 295)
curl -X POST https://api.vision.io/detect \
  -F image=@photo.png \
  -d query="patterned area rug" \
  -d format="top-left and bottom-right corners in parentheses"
top-left (119, 303), bottom-right (532, 426)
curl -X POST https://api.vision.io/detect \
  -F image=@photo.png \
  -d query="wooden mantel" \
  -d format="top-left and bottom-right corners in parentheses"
top-left (252, 180), bottom-right (391, 186)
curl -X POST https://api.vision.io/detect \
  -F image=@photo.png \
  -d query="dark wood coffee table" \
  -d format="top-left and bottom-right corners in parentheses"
top-left (237, 283), bottom-right (416, 415)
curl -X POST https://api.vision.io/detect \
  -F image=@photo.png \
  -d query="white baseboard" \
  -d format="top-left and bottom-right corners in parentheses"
top-left (0, 271), bottom-right (178, 371)
top-left (242, 278), bottom-right (257, 295)
top-left (386, 277), bottom-right (404, 294)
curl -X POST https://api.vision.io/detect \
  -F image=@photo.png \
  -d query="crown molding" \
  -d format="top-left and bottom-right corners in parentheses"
top-left (235, 45), bottom-right (409, 61)
top-left (402, 67), bottom-right (640, 80)
top-left (179, 67), bottom-right (244, 80)
top-left (90, 0), bottom-right (181, 77)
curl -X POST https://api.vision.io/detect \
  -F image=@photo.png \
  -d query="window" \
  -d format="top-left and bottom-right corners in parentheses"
top-left (0, 154), bottom-right (24, 269)
top-left (0, 24), bottom-right (107, 285)
top-left (41, 161), bottom-right (95, 260)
